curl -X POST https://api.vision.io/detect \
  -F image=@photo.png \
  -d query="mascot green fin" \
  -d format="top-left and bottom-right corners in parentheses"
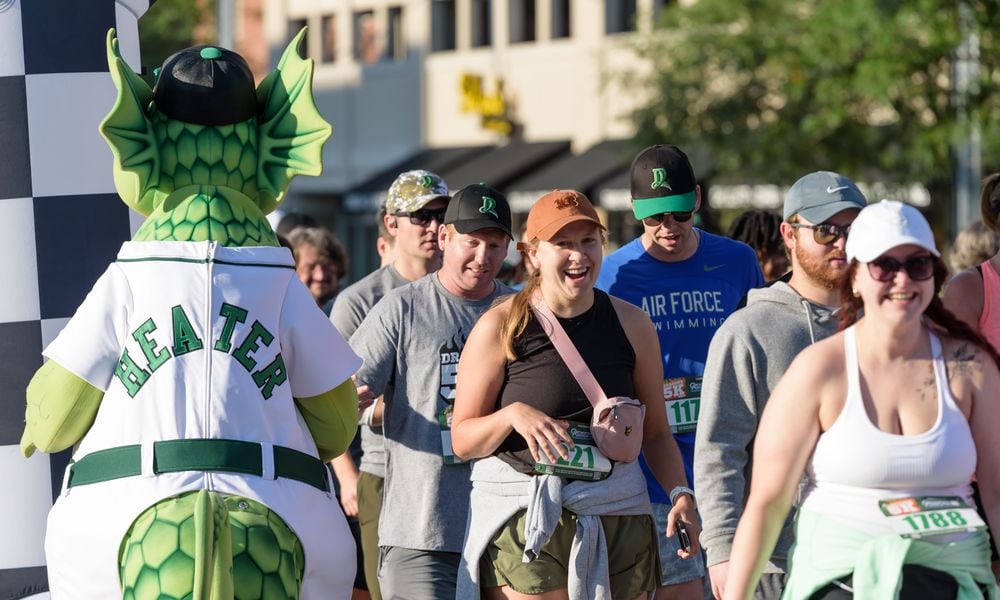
top-left (21, 361), bottom-right (103, 457)
top-left (100, 28), bottom-right (164, 217)
top-left (255, 27), bottom-right (332, 215)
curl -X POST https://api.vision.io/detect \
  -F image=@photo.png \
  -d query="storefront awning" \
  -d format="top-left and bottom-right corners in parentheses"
top-left (344, 145), bottom-right (492, 212)
top-left (438, 140), bottom-right (571, 192)
top-left (344, 141), bottom-right (571, 212)
top-left (504, 139), bottom-right (636, 211)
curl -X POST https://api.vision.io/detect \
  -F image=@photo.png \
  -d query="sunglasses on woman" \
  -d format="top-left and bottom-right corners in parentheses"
top-left (867, 254), bottom-right (935, 282)
top-left (642, 211), bottom-right (694, 226)
top-left (790, 223), bottom-right (851, 245)
top-left (394, 207), bottom-right (447, 226)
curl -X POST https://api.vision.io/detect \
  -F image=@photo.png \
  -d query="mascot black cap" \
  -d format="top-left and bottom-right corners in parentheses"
top-left (153, 45), bottom-right (257, 126)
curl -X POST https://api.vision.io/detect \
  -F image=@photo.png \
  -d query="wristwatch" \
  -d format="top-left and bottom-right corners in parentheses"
top-left (669, 486), bottom-right (695, 505)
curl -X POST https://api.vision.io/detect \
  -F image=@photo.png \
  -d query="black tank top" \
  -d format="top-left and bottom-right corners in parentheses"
top-left (495, 289), bottom-right (636, 455)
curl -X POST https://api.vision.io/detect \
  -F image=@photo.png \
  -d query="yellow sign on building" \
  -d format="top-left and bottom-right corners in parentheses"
top-left (460, 73), bottom-right (513, 136)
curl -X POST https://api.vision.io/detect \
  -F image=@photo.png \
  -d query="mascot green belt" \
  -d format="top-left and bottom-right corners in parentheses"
top-left (20, 28), bottom-right (362, 600)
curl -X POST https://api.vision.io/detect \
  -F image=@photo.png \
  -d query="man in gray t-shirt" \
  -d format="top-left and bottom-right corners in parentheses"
top-left (330, 170), bottom-right (450, 600)
top-left (350, 183), bottom-right (513, 600)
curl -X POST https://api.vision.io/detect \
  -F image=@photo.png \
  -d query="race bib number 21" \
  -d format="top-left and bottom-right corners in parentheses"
top-left (534, 423), bottom-right (612, 481)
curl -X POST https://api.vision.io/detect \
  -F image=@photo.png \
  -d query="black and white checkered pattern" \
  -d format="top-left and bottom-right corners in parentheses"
top-left (0, 1), bottom-right (149, 597)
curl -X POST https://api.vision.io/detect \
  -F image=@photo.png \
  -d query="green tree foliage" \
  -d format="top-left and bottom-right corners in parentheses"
top-left (630, 0), bottom-right (999, 183)
top-left (138, 0), bottom-right (215, 83)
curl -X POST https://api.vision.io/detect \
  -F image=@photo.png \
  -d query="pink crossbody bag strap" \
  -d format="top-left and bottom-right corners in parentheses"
top-left (531, 293), bottom-right (607, 406)
top-left (531, 292), bottom-right (646, 463)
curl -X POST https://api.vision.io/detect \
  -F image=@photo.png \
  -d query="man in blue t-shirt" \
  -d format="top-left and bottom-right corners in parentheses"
top-left (597, 144), bottom-right (763, 599)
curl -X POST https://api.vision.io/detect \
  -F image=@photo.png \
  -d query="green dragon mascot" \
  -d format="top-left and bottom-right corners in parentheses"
top-left (20, 29), bottom-right (362, 600)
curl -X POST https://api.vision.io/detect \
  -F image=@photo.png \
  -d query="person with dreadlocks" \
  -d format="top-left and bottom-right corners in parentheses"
top-left (694, 172), bottom-right (866, 599)
top-left (728, 210), bottom-right (789, 283)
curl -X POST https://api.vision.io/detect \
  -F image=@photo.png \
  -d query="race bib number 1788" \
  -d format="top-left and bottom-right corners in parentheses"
top-left (878, 496), bottom-right (986, 539)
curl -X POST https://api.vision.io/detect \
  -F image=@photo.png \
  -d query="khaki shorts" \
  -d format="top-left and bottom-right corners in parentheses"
top-left (480, 508), bottom-right (659, 598)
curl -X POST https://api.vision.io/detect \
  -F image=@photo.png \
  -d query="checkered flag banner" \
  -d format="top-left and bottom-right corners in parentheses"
top-left (0, 1), bottom-right (149, 597)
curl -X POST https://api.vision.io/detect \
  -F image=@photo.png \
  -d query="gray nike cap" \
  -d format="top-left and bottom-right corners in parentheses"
top-left (783, 171), bottom-right (868, 224)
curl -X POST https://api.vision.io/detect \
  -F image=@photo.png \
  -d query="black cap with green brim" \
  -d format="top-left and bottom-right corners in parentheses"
top-left (629, 145), bottom-right (697, 220)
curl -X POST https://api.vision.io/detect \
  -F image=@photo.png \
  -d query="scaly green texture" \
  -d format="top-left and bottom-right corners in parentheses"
top-left (120, 490), bottom-right (304, 600)
top-left (132, 187), bottom-right (277, 245)
top-left (151, 112), bottom-right (259, 198)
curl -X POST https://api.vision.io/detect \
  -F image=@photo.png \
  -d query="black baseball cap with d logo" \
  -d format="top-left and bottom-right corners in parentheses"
top-left (444, 183), bottom-right (514, 238)
top-left (629, 145), bottom-right (698, 220)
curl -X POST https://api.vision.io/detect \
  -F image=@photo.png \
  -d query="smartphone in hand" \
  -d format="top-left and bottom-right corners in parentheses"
top-left (677, 521), bottom-right (692, 553)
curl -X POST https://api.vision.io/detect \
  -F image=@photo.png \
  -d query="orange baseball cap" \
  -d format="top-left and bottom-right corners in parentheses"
top-left (518, 190), bottom-right (605, 250)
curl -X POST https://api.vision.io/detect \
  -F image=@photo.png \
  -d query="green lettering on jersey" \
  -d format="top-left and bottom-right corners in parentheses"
top-left (253, 353), bottom-right (287, 400)
top-left (233, 320), bottom-right (274, 372)
top-left (171, 305), bottom-right (204, 355)
top-left (115, 347), bottom-right (151, 397)
top-left (215, 303), bottom-right (249, 352)
top-left (132, 317), bottom-right (171, 372)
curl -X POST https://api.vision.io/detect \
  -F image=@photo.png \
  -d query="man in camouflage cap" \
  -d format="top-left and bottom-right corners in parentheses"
top-left (329, 169), bottom-right (450, 599)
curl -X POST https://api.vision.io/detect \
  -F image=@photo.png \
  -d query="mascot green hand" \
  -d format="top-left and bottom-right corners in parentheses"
top-left (21, 29), bottom-right (362, 600)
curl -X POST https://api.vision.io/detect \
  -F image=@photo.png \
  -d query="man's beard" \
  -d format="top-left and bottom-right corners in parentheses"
top-left (794, 244), bottom-right (846, 290)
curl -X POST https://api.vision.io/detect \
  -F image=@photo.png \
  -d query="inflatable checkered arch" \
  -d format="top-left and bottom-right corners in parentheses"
top-left (0, 1), bottom-right (150, 597)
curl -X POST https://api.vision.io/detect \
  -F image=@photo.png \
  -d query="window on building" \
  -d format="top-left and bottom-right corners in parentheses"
top-left (288, 18), bottom-right (308, 53)
top-left (605, 0), bottom-right (636, 33)
top-left (509, 0), bottom-right (536, 43)
top-left (432, 0), bottom-right (457, 52)
top-left (551, 0), bottom-right (571, 38)
top-left (470, 0), bottom-right (492, 47)
top-left (321, 15), bottom-right (336, 63)
top-left (354, 11), bottom-right (379, 64)
top-left (652, 0), bottom-right (669, 23)
top-left (385, 6), bottom-right (406, 60)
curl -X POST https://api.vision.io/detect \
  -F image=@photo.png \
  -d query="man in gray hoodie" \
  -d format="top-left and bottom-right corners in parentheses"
top-left (693, 172), bottom-right (867, 599)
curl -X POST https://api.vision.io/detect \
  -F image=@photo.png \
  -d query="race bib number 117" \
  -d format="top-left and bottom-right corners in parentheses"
top-left (664, 376), bottom-right (701, 434)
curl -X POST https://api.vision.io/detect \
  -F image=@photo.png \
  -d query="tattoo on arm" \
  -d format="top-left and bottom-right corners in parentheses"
top-left (948, 344), bottom-right (979, 378)
top-left (918, 372), bottom-right (936, 403)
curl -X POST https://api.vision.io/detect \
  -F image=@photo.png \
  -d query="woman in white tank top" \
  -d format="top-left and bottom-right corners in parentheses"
top-left (724, 201), bottom-right (1000, 600)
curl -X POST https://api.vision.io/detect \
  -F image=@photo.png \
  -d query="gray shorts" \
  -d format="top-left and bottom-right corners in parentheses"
top-left (652, 502), bottom-right (706, 586)
top-left (377, 546), bottom-right (461, 600)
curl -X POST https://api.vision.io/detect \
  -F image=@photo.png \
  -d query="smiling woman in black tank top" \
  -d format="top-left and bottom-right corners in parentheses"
top-left (450, 190), bottom-right (699, 600)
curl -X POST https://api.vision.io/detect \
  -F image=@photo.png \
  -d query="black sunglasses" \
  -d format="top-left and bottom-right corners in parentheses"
top-left (867, 255), bottom-right (935, 282)
top-left (394, 208), bottom-right (447, 226)
top-left (642, 211), bottom-right (694, 226)
top-left (791, 222), bottom-right (851, 245)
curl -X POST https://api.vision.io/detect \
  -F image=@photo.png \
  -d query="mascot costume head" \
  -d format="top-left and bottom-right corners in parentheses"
top-left (19, 24), bottom-right (362, 600)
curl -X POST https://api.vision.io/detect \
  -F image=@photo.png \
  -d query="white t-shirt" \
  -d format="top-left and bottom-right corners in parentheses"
top-left (44, 241), bottom-right (361, 599)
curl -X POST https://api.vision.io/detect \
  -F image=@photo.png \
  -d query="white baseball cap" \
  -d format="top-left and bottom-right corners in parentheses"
top-left (845, 199), bottom-right (940, 263)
